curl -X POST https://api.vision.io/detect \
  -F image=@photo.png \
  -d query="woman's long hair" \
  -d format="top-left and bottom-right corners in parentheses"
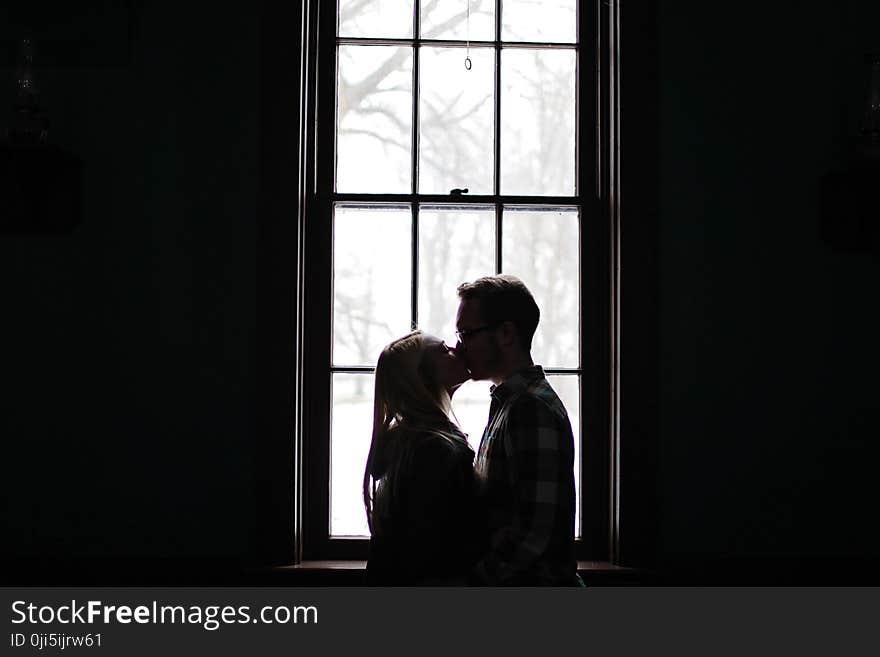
top-left (362, 330), bottom-right (460, 534)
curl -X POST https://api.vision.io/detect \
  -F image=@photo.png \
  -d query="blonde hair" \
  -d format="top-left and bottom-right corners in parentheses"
top-left (362, 330), bottom-right (458, 533)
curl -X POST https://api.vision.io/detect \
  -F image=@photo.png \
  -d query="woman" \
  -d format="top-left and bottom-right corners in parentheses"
top-left (363, 330), bottom-right (483, 585)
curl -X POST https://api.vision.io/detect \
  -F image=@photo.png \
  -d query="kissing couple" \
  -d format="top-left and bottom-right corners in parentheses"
top-left (363, 275), bottom-right (581, 586)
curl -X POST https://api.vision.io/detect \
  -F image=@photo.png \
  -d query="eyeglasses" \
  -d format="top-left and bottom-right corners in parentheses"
top-left (455, 324), bottom-right (497, 342)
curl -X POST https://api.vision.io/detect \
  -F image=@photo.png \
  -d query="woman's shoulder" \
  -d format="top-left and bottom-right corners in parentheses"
top-left (409, 426), bottom-right (474, 470)
top-left (417, 423), bottom-right (470, 448)
top-left (387, 422), bottom-right (473, 467)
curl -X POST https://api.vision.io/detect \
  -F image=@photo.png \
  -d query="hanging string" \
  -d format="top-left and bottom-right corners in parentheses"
top-left (464, 0), bottom-right (472, 70)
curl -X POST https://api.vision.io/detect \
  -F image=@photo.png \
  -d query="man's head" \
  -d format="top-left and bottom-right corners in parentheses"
top-left (454, 275), bottom-right (539, 383)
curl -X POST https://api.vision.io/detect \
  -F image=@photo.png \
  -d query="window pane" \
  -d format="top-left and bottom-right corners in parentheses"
top-left (338, 0), bottom-right (413, 39)
top-left (450, 379), bottom-right (494, 453)
top-left (420, 0), bottom-right (494, 41)
top-left (419, 47), bottom-right (495, 195)
top-left (547, 374), bottom-right (581, 539)
top-left (501, 49), bottom-right (576, 196)
top-left (501, 0), bottom-right (577, 43)
top-left (337, 46), bottom-right (413, 193)
top-left (333, 205), bottom-right (412, 366)
top-left (331, 373), bottom-right (375, 537)
top-left (418, 205), bottom-right (495, 338)
top-left (502, 206), bottom-right (578, 367)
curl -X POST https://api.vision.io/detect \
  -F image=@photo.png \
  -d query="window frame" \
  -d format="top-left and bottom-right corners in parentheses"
top-left (294, 0), bottom-right (617, 563)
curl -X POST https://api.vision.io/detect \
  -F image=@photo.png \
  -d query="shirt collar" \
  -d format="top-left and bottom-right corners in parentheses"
top-left (489, 365), bottom-right (545, 404)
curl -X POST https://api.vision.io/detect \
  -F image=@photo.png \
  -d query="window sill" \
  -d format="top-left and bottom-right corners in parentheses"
top-left (270, 560), bottom-right (645, 585)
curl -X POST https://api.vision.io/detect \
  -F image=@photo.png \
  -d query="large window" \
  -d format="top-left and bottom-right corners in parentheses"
top-left (302, 0), bottom-right (611, 560)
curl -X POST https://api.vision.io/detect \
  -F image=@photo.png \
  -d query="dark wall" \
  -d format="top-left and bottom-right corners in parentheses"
top-left (655, 0), bottom-right (880, 560)
top-left (1, 3), bottom-right (262, 559)
top-left (3, 0), bottom-right (878, 576)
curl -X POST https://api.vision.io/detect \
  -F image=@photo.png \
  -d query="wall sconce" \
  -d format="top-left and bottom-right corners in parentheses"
top-left (6, 39), bottom-right (50, 144)
top-left (1, 38), bottom-right (82, 234)
top-left (818, 53), bottom-right (880, 254)
top-left (856, 53), bottom-right (880, 161)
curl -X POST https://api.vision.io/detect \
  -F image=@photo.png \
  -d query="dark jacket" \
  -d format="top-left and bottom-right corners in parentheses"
top-left (366, 425), bottom-right (484, 585)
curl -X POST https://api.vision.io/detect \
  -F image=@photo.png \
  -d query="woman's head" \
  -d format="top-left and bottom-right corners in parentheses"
top-left (363, 330), bottom-right (469, 531)
top-left (371, 330), bottom-right (467, 435)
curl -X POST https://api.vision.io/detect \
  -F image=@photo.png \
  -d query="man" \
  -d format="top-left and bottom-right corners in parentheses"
top-left (455, 275), bottom-right (578, 586)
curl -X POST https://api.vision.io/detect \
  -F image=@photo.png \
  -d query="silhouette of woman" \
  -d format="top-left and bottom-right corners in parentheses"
top-left (362, 330), bottom-right (483, 585)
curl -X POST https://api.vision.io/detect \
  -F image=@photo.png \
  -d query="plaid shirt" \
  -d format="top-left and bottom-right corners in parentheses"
top-left (472, 365), bottom-right (577, 585)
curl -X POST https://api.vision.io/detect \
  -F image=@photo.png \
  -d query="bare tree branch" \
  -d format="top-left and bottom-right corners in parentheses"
top-left (341, 128), bottom-right (409, 153)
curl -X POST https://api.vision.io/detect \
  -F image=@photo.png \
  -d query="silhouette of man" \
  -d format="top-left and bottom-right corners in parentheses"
top-left (454, 275), bottom-right (578, 586)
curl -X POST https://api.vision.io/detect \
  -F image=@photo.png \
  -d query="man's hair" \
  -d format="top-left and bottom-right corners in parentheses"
top-left (456, 275), bottom-right (540, 352)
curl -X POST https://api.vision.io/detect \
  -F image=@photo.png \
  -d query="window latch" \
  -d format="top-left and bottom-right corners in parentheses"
top-left (449, 188), bottom-right (469, 196)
